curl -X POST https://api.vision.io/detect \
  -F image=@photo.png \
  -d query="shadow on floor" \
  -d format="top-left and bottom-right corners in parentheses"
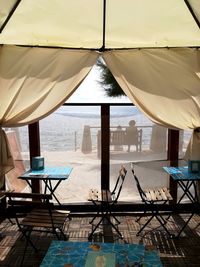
top-left (0, 214), bottom-right (200, 266)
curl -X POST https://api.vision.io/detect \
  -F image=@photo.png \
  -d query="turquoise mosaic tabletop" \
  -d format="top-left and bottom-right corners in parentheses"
top-left (163, 166), bottom-right (200, 181)
top-left (40, 241), bottom-right (163, 267)
top-left (29, 167), bottom-right (72, 175)
top-left (20, 166), bottom-right (73, 180)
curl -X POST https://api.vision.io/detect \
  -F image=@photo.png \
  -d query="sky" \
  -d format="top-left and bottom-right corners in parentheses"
top-left (67, 65), bottom-right (131, 104)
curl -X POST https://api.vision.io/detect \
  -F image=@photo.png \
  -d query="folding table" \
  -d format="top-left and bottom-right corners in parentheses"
top-left (18, 166), bottom-right (73, 205)
top-left (163, 166), bottom-right (200, 203)
top-left (163, 166), bottom-right (200, 237)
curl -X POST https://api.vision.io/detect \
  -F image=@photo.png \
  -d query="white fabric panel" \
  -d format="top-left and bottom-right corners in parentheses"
top-left (0, 128), bottom-right (14, 187)
top-left (0, 0), bottom-right (199, 48)
top-left (0, 45), bottom-right (98, 126)
top-left (0, 0), bottom-right (103, 48)
top-left (184, 131), bottom-right (200, 160)
top-left (106, 0), bottom-right (200, 48)
top-left (103, 48), bottom-right (200, 130)
top-left (188, 0), bottom-right (200, 23)
top-left (0, 0), bottom-right (17, 27)
top-left (0, 45), bottom-right (98, 180)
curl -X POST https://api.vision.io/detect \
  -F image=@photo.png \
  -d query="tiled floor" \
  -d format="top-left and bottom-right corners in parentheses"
top-left (0, 214), bottom-right (200, 266)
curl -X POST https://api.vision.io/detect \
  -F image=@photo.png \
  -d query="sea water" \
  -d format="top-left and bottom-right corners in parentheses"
top-left (16, 105), bottom-right (152, 152)
top-left (16, 105), bottom-right (191, 154)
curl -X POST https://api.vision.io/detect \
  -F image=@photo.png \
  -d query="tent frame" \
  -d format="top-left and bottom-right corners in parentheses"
top-left (0, 0), bottom-right (199, 50)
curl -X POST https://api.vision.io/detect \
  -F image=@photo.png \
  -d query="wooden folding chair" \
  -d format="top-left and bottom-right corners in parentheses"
top-left (88, 166), bottom-right (127, 241)
top-left (131, 164), bottom-right (173, 237)
top-left (6, 192), bottom-right (70, 266)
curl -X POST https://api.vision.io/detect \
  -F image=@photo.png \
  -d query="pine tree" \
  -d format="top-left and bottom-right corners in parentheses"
top-left (96, 58), bottom-right (125, 97)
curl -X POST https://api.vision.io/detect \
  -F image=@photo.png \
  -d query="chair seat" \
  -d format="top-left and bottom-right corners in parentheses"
top-left (131, 164), bottom-right (174, 237)
top-left (88, 166), bottom-right (127, 241)
top-left (21, 209), bottom-right (70, 229)
top-left (6, 192), bottom-right (71, 266)
top-left (144, 187), bottom-right (173, 202)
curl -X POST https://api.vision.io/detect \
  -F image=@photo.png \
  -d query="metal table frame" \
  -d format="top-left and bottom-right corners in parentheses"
top-left (163, 166), bottom-right (200, 237)
top-left (18, 167), bottom-right (73, 205)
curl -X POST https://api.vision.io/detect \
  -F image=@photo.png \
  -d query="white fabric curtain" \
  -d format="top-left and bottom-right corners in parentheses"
top-left (1, 45), bottom-right (200, 186)
top-left (0, 45), bottom-right (98, 126)
top-left (103, 48), bottom-right (200, 159)
top-left (0, 129), bottom-right (14, 177)
top-left (0, 45), bottom-right (98, 186)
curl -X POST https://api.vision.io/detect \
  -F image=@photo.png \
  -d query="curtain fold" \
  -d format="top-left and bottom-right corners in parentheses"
top-left (0, 45), bottom-right (99, 126)
top-left (0, 128), bottom-right (14, 188)
top-left (103, 48), bottom-right (200, 159)
top-left (184, 130), bottom-right (200, 161)
top-left (0, 45), bottom-right (99, 186)
top-left (1, 45), bottom-right (200, 184)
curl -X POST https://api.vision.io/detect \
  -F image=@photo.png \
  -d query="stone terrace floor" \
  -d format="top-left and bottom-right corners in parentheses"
top-left (0, 214), bottom-right (200, 266)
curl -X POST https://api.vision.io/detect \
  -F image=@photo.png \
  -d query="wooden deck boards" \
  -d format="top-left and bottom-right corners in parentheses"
top-left (0, 214), bottom-right (199, 266)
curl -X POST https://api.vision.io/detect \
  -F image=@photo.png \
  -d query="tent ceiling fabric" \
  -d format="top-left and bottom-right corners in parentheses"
top-left (0, 0), bottom-right (200, 170)
top-left (188, 0), bottom-right (200, 22)
top-left (0, 0), bottom-right (200, 49)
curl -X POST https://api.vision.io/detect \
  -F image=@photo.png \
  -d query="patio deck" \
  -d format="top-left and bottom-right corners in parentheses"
top-left (0, 214), bottom-right (200, 266)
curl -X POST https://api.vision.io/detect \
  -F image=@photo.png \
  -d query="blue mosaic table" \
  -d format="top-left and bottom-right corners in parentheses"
top-left (163, 166), bottom-right (200, 237)
top-left (163, 166), bottom-right (200, 181)
top-left (40, 241), bottom-right (163, 267)
top-left (20, 167), bottom-right (73, 180)
top-left (163, 166), bottom-right (200, 203)
top-left (19, 167), bottom-right (73, 204)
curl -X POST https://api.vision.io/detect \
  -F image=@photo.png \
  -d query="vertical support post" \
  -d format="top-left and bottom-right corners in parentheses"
top-left (28, 122), bottom-right (41, 193)
top-left (168, 129), bottom-right (179, 203)
top-left (101, 104), bottom-right (110, 190)
top-left (74, 131), bottom-right (77, 152)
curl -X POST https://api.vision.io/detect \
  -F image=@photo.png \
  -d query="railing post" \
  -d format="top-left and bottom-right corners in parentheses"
top-left (74, 131), bottom-right (77, 151)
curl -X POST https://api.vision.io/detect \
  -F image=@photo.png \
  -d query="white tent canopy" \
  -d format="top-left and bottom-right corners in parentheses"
top-left (0, 0), bottom-right (200, 180)
top-left (0, 0), bottom-right (200, 49)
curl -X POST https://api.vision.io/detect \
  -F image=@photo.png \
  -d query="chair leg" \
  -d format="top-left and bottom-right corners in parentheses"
top-left (89, 213), bottom-right (98, 224)
top-left (20, 240), bottom-right (27, 267)
top-left (8, 217), bottom-right (15, 225)
top-left (105, 216), bottom-right (124, 240)
top-left (88, 216), bottom-right (105, 241)
top-left (59, 228), bottom-right (68, 240)
top-left (155, 215), bottom-right (172, 237)
top-left (136, 211), bottom-right (147, 223)
top-left (20, 227), bottom-right (37, 252)
top-left (136, 216), bottom-right (141, 223)
top-left (109, 213), bottom-right (121, 225)
top-left (136, 215), bottom-right (154, 236)
top-left (136, 212), bottom-right (173, 237)
top-left (176, 213), bottom-right (194, 238)
top-left (89, 203), bottom-right (100, 224)
top-left (20, 228), bottom-right (37, 267)
top-left (52, 227), bottom-right (61, 240)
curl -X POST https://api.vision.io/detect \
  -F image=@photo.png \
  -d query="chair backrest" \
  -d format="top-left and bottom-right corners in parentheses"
top-left (131, 164), bottom-right (146, 202)
top-left (7, 192), bottom-right (52, 204)
top-left (6, 192), bottom-right (59, 230)
top-left (6, 192), bottom-right (53, 215)
top-left (6, 191), bottom-right (70, 247)
top-left (111, 166), bottom-right (127, 202)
